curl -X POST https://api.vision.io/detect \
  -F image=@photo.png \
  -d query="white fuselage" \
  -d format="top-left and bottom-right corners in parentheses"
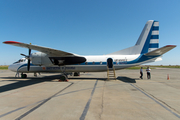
top-left (8, 53), bottom-right (159, 73)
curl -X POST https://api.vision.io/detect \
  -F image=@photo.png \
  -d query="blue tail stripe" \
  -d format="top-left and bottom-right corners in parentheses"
top-left (151, 35), bottom-right (159, 39)
top-left (153, 26), bottom-right (159, 30)
top-left (149, 44), bottom-right (159, 48)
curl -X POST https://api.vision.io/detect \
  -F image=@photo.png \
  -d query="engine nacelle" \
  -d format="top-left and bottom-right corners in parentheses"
top-left (30, 52), bottom-right (86, 66)
top-left (49, 57), bottom-right (86, 65)
top-left (31, 52), bottom-right (52, 66)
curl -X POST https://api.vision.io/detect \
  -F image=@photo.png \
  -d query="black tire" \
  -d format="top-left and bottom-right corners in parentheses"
top-left (60, 75), bottom-right (67, 81)
top-left (74, 72), bottom-right (80, 76)
top-left (21, 74), bottom-right (27, 78)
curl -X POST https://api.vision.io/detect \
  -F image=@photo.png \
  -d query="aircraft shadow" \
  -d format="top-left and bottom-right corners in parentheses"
top-left (0, 75), bottom-right (139, 93)
top-left (69, 77), bottom-right (107, 81)
top-left (117, 76), bottom-right (139, 83)
top-left (70, 76), bottom-right (139, 82)
top-left (0, 75), bottom-right (61, 93)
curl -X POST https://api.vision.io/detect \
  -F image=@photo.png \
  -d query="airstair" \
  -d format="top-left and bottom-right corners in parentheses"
top-left (107, 58), bottom-right (116, 80)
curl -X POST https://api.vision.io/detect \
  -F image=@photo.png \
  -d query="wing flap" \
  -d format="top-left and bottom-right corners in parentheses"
top-left (3, 41), bottom-right (75, 56)
top-left (144, 45), bottom-right (176, 56)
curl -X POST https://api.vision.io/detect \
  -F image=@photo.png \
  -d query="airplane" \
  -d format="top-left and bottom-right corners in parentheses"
top-left (3, 20), bottom-right (176, 80)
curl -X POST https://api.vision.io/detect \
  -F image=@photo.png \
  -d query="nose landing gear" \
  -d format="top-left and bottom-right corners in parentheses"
top-left (21, 73), bottom-right (27, 78)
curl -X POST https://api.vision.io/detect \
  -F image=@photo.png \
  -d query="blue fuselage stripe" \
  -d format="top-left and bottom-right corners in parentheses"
top-left (79, 54), bottom-right (159, 65)
top-left (17, 64), bottom-right (35, 71)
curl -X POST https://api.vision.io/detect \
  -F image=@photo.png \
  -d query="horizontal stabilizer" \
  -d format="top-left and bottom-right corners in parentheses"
top-left (144, 45), bottom-right (176, 56)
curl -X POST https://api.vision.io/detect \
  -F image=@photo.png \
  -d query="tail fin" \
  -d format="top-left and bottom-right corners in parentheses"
top-left (109, 20), bottom-right (159, 55)
top-left (138, 20), bottom-right (159, 54)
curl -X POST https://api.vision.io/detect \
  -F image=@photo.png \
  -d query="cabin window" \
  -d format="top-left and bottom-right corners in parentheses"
top-left (100, 61), bottom-right (102, 65)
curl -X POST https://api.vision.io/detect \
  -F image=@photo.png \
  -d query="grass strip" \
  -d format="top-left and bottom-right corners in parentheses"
top-left (0, 66), bottom-right (8, 70)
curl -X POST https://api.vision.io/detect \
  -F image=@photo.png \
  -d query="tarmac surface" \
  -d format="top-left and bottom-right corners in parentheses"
top-left (0, 68), bottom-right (180, 120)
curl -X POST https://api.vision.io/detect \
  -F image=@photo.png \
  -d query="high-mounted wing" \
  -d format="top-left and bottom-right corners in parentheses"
top-left (3, 41), bottom-right (76, 56)
top-left (144, 45), bottom-right (176, 56)
top-left (3, 41), bottom-right (87, 66)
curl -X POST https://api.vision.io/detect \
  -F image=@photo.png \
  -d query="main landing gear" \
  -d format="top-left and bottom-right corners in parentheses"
top-left (58, 72), bottom-right (80, 82)
top-left (74, 72), bottom-right (80, 76)
top-left (59, 74), bottom-right (68, 82)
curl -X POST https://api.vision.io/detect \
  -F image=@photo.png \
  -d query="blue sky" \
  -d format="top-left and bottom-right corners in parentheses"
top-left (0, 0), bottom-right (180, 65)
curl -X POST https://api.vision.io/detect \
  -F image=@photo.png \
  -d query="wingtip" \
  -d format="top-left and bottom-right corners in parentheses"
top-left (3, 41), bottom-right (21, 44)
top-left (165, 45), bottom-right (177, 47)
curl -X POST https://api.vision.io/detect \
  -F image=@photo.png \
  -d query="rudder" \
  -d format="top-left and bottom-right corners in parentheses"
top-left (148, 21), bottom-right (159, 52)
top-left (140, 20), bottom-right (159, 54)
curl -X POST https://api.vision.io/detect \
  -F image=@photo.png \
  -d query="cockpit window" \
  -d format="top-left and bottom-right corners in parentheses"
top-left (13, 59), bottom-right (26, 64)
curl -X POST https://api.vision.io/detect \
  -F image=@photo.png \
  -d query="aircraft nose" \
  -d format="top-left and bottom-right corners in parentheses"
top-left (8, 64), bottom-right (18, 72)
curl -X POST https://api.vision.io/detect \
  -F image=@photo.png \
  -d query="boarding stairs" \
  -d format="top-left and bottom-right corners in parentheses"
top-left (107, 65), bottom-right (116, 80)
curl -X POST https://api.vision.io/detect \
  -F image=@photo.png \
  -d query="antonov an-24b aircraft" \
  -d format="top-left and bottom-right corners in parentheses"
top-left (3, 20), bottom-right (176, 80)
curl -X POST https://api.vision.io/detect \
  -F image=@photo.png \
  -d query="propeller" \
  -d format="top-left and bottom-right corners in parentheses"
top-left (20, 48), bottom-right (31, 71)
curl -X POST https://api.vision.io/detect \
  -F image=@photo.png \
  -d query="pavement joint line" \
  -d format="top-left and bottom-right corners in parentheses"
top-left (79, 80), bottom-right (98, 120)
top-left (0, 80), bottom-right (145, 119)
top-left (99, 81), bottom-right (106, 119)
top-left (129, 83), bottom-right (180, 119)
top-left (133, 83), bottom-right (180, 115)
top-left (0, 99), bottom-right (44, 118)
top-left (0, 82), bottom-right (46, 98)
top-left (129, 83), bottom-right (180, 118)
top-left (118, 76), bottom-right (180, 119)
top-left (54, 82), bottom-right (122, 98)
top-left (15, 82), bottom-right (74, 120)
top-left (0, 81), bottom-right (118, 118)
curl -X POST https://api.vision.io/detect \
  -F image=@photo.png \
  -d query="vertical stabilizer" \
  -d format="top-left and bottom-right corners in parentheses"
top-left (139, 20), bottom-right (159, 54)
top-left (109, 20), bottom-right (159, 55)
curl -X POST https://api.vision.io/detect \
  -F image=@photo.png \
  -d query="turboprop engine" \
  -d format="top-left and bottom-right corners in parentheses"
top-left (31, 52), bottom-right (86, 66)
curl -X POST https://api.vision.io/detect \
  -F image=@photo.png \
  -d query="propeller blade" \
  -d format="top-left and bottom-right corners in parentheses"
top-left (20, 47), bottom-right (32, 71)
top-left (27, 59), bottom-right (30, 71)
top-left (20, 53), bottom-right (27, 57)
top-left (27, 48), bottom-right (31, 71)
top-left (29, 49), bottom-right (31, 56)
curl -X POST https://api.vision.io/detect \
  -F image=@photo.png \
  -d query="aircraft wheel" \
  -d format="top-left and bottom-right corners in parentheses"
top-left (21, 74), bottom-right (27, 78)
top-left (74, 72), bottom-right (80, 76)
top-left (60, 75), bottom-right (68, 81)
